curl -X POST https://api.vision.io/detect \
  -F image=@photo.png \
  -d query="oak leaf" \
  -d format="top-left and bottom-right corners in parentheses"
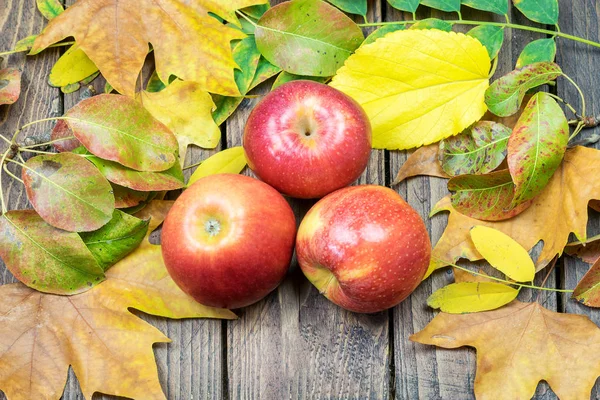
top-left (411, 301), bottom-right (600, 399)
top-left (31, 0), bottom-right (267, 97)
top-left (0, 201), bottom-right (236, 400)
top-left (427, 146), bottom-right (600, 278)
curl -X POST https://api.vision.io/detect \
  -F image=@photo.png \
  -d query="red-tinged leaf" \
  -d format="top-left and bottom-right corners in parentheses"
top-left (573, 258), bottom-right (600, 307)
top-left (448, 169), bottom-right (531, 221)
top-left (88, 156), bottom-right (184, 191)
top-left (22, 152), bottom-right (114, 232)
top-left (111, 183), bottom-right (150, 208)
top-left (51, 120), bottom-right (81, 152)
top-left (0, 68), bottom-right (21, 106)
top-left (64, 94), bottom-right (178, 171)
top-left (0, 210), bottom-right (105, 294)
top-left (485, 62), bottom-right (562, 117)
top-left (565, 234), bottom-right (600, 264)
top-left (439, 121), bottom-right (511, 177)
top-left (508, 92), bottom-right (568, 206)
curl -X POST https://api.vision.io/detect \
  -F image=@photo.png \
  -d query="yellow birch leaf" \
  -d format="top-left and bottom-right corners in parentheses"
top-left (427, 282), bottom-right (518, 313)
top-left (139, 80), bottom-right (221, 162)
top-left (330, 29), bottom-right (490, 150)
top-left (188, 147), bottom-right (247, 187)
top-left (48, 44), bottom-right (98, 87)
top-left (470, 225), bottom-right (535, 282)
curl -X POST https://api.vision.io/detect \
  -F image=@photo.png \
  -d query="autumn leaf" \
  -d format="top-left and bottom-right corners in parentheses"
top-left (0, 68), bottom-right (21, 106)
top-left (36, 0), bottom-right (63, 20)
top-left (565, 234), bottom-right (600, 264)
top-left (31, 0), bottom-right (268, 97)
top-left (48, 44), bottom-right (98, 88)
top-left (392, 144), bottom-right (449, 185)
top-left (427, 146), bottom-right (600, 277)
top-left (427, 282), bottom-right (519, 313)
top-left (516, 38), bottom-right (557, 68)
top-left (0, 201), bottom-right (235, 400)
top-left (362, 24), bottom-right (405, 46)
top-left (572, 258), bottom-right (600, 307)
top-left (51, 120), bottom-right (81, 152)
top-left (139, 80), bottom-right (221, 162)
top-left (188, 147), bottom-right (248, 186)
top-left (330, 29), bottom-right (490, 150)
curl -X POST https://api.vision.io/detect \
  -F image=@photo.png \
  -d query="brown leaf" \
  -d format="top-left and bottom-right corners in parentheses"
top-left (411, 301), bottom-right (600, 399)
top-left (428, 146), bottom-right (600, 277)
top-left (573, 257), bottom-right (600, 307)
top-left (565, 233), bottom-right (600, 264)
top-left (0, 68), bottom-right (21, 105)
top-left (590, 199), bottom-right (600, 212)
top-left (392, 144), bottom-right (449, 185)
top-left (31, 0), bottom-right (267, 97)
top-left (0, 201), bottom-right (235, 400)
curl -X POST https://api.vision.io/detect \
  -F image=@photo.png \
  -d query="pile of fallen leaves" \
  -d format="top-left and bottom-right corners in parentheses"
top-left (2, 0), bottom-right (600, 398)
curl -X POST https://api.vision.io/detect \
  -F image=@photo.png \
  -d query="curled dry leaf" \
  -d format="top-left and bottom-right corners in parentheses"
top-left (0, 210), bottom-right (104, 295)
top-left (565, 233), bottom-right (600, 264)
top-left (411, 301), bottom-right (600, 399)
top-left (256, 0), bottom-right (364, 77)
top-left (428, 146), bottom-right (600, 277)
top-left (0, 68), bottom-right (21, 106)
top-left (393, 144), bottom-right (449, 185)
top-left (0, 201), bottom-right (236, 400)
top-left (330, 29), bottom-right (490, 150)
top-left (31, 0), bottom-right (268, 97)
top-left (573, 257), bottom-right (600, 307)
top-left (188, 147), bottom-right (247, 187)
top-left (50, 119), bottom-right (81, 152)
top-left (22, 152), bottom-right (115, 232)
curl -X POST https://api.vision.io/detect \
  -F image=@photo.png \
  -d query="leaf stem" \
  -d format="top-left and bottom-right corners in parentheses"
top-left (0, 149), bottom-right (11, 214)
top-left (357, 20), bottom-right (600, 49)
top-left (19, 148), bottom-right (55, 156)
top-left (547, 93), bottom-right (579, 117)
top-left (236, 10), bottom-right (258, 27)
top-left (182, 160), bottom-right (202, 170)
top-left (0, 135), bottom-right (12, 146)
top-left (488, 57), bottom-right (498, 78)
top-left (3, 163), bottom-right (23, 184)
top-left (20, 136), bottom-right (76, 149)
top-left (11, 116), bottom-right (64, 143)
top-left (0, 40), bottom-right (75, 58)
top-left (562, 73), bottom-right (586, 121)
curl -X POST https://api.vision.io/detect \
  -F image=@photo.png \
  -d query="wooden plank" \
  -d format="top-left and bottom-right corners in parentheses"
top-left (226, 1), bottom-right (390, 398)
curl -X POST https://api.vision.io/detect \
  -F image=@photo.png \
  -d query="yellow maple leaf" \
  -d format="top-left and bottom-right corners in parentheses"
top-left (30, 0), bottom-right (267, 97)
top-left (411, 301), bottom-right (600, 399)
top-left (330, 29), bottom-right (490, 150)
top-left (139, 80), bottom-right (221, 162)
top-left (427, 146), bottom-right (600, 278)
top-left (0, 201), bottom-right (235, 400)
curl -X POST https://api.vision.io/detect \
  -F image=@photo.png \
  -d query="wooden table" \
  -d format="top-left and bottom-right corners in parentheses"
top-left (1, 0), bottom-right (599, 399)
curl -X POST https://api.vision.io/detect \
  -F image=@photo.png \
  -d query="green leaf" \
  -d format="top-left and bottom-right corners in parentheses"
top-left (427, 282), bottom-right (519, 313)
top-left (61, 83), bottom-right (80, 94)
top-left (88, 156), bottom-right (185, 192)
top-left (467, 25), bottom-right (504, 59)
top-left (111, 183), bottom-right (150, 209)
top-left (516, 38), bottom-right (556, 69)
top-left (513, 0), bottom-right (558, 25)
top-left (120, 192), bottom-right (158, 215)
top-left (448, 169), bottom-right (531, 221)
top-left (410, 18), bottom-right (453, 32)
top-left (387, 0), bottom-right (420, 12)
top-left (64, 94), bottom-right (179, 172)
top-left (146, 71), bottom-right (166, 93)
top-left (233, 37), bottom-right (262, 94)
top-left (484, 61), bottom-right (562, 117)
top-left (36, 0), bottom-right (64, 20)
top-left (439, 121), bottom-right (511, 176)
top-left (255, 0), bottom-right (364, 77)
top-left (104, 81), bottom-right (114, 93)
top-left (461, 0), bottom-right (508, 14)
top-left (212, 95), bottom-right (245, 126)
top-left (420, 0), bottom-right (460, 12)
top-left (0, 210), bottom-right (104, 295)
top-left (80, 71), bottom-right (100, 85)
top-left (271, 72), bottom-right (329, 90)
top-left (79, 210), bottom-right (149, 271)
top-left (573, 258), bottom-right (600, 307)
top-left (14, 35), bottom-right (37, 52)
top-left (363, 24), bottom-right (406, 46)
top-left (22, 152), bottom-right (115, 232)
top-left (241, 4), bottom-right (271, 19)
top-left (249, 56), bottom-right (282, 90)
top-left (507, 92), bottom-right (568, 206)
top-left (188, 147), bottom-right (247, 187)
top-left (326, 0), bottom-right (367, 17)
top-left (49, 45), bottom-right (99, 88)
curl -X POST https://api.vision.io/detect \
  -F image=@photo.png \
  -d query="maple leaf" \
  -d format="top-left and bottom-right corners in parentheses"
top-left (0, 201), bottom-right (235, 400)
top-left (411, 300), bottom-right (600, 399)
top-left (30, 0), bottom-right (267, 97)
top-left (427, 146), bottom-right (600, 277)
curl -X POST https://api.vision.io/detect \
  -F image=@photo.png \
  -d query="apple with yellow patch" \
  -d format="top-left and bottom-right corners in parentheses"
top-left (296, 185), bottom-right (431, 313)
top-left (243, 80), bottom-right (372, 199)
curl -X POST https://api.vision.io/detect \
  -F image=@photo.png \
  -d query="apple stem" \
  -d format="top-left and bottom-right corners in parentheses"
top-left (205, 219), bottom-right (221, 236)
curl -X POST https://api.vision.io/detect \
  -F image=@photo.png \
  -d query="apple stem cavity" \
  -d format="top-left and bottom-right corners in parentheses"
top-left (205, 219), bottom-right (221, 237)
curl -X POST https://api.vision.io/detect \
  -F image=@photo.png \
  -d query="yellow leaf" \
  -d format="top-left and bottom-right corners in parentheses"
top-left (31, 0), bottom-right (268, 97)
top-left (411, 301), bottom-right (600, 399)
top-left (188, 147), bottom-right (247, 187)
top-left (48, 44), bottom-right (98, 87)
top-left (139, 80), bottom-right (221, 162)
top-left (427, 282), bottom-right (518, 313)
top-left (330, 29), bottom-right (490, 150)
top-left (470, 226), bottom-right (535, 282)
top-left (0, 200), bottom-right (235, 400)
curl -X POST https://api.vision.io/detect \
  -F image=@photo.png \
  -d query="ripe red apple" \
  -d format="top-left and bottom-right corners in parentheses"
top-left (161, 174), bottom-right (296, 309)
top-left (243, 80), bottom-right (372, 199)
top-left (296, 185), bottom-right (431, 313)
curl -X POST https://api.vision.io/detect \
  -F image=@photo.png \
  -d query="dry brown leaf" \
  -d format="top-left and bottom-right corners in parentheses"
top-left (0, 201), bottom-right (235, 400)
top-left (590, 199), bottom-right (600, 212)
top-left (392, 144), bottom-right (449, 184)
top-left (31, 0), bottom-right (267, 97)
top-left (565, 233), bottom-right (600, 264)
top-left (427, 146), bottom-right (600, 277)
top-left (411, 301), bottom-right (600, 399)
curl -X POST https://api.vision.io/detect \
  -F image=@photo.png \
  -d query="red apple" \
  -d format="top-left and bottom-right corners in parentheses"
top-left (243, 80), bottom-right (372, 199)
top-left (296, 185), bottom-right (431, 313)
top-left (161, 174), bottom-right (296, 309)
